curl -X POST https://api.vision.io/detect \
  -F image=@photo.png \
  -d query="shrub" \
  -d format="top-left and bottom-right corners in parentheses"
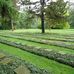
top-left (0, 64), bottom-right (15, 74)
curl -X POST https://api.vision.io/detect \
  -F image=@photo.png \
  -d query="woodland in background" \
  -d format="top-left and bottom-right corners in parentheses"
top-left (0, 0), bottom-right (74, 31)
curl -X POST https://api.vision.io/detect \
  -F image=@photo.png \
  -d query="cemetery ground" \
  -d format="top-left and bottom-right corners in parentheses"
top-left (0, 29), bottom-right (74, 74)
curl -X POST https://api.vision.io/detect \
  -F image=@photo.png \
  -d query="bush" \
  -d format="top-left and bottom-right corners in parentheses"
top-left (52, 22), bottom-right (70, 29)
top-left (0, 64), bottom-right (15, 74)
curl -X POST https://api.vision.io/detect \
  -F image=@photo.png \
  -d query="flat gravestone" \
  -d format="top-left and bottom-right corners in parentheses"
top-left (0, 58), bottom-right (13, 65)
top-left (14, 65), bottom-right (31, 74)
top-left (0, 53), bottom-right (6, 59)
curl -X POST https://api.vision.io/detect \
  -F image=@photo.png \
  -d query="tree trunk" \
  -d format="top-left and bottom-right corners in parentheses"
top-left (40, 0), bottom-right (45, 33)
top-left (11, 20), bottom-right (14, 31)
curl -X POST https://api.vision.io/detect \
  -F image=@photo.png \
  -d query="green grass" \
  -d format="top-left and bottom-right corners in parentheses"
top-left (0, 36), bottom-right (74, 55)
top-left (11, 29), bottom-right (74, 35)
top-left (0, 43), bottom-right (74, 74)
top-left (0, 29), bottom-right (74, 35)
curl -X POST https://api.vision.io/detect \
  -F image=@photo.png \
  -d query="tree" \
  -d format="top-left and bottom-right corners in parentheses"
top-left (0, 0), bottom-right (18, 30)
top-left (40, 0), bottom-right (45, 33)
top-left (18, 0), bottom-right (69, 31)
top-left (20, 0), bottom-right (47, 33)
top-left (17, 11), bottom-right (34, 29)
top-left (45, 0), bottom-right (70, 29)
top-left (69, 3), bottom-right (74, 28)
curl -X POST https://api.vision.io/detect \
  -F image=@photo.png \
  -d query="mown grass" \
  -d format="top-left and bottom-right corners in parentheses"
top-left (11, 29), bottom-right (74, 35)
top-left (0, 29), bottom-right (74, 35)
top-left (0, 43), bottom-right (74, 74)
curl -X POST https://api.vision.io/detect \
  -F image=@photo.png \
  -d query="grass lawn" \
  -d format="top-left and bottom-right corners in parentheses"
top-left (0, 29), bottom-right (74, 35)
top-left (0, 29), bottom-right (74, 74)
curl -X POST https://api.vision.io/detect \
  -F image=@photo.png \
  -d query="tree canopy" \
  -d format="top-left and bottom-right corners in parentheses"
top-left (0, 0), bottom-right (18, 30)
top-left (45, 0), bottom-right (70, 29)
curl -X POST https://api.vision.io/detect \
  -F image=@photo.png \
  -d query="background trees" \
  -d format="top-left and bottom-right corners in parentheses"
top-left (0, 0), bottom-right (73, 31)
top-left (16, 11), bottom-right (34, 29)
top-left (24, 0), bottom-right (69, 30)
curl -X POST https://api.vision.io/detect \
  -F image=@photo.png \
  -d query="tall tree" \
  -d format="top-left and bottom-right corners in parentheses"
top-left (0, 0), bottom-right (18, 30)
top-left (45, 0), bottom-right (69, 29)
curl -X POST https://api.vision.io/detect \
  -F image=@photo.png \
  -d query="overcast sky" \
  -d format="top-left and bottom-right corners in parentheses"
top-left (30, 0), bottom-right (74, 3)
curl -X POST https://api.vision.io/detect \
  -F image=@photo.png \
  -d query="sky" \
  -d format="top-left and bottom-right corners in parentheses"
top-left (30, 0), bottom-right (74, 3)
top-left (65, 0), bottom-right (74, 2)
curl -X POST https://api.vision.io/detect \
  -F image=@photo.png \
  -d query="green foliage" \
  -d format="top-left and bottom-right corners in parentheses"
top-left (0, 0), bottom-right (18, 30)
top-left (46, 0), bottom-right (67, 19)
top-left (45, 0), bottom-right (70, 29)
top-left (0, 64), bottom-right (15, 74)
top-left (16, 11), bottom-right (41, 29)
top-left (17, 12), bottom-right (33, 29)
top-left (69, 9), bottom-right (74, 28)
